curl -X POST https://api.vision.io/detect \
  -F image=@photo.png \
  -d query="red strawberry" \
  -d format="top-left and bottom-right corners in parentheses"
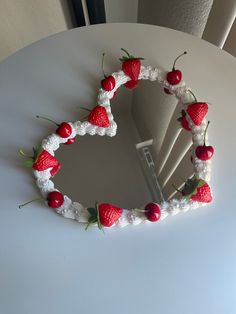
top-left (99, 203), bottom-right (123, 227)
top-left (49, 162), bottom-right (61, 177)
top-left (181, 116), bottom-right (191, 131)
top-left (86, 202), bottom-right (123, 230)
top-left (187, 102), bottom-right (208, 126)
top-left (20, 147), bottom-right (60, 177)
top-left (177, 110), bottom-right (191, 131)
top-left (33, 148), bottom-right (60, 176)
top-left (88, 106), bottom-right (110, 128)
top-left (124, 80), bottom-right (139, 89)
top-left (120, 48), bottom-right (144, 81)
top-left (181, 177), bottom-right (212, 203)
top-left (191, 183), bottom-right (212, 203)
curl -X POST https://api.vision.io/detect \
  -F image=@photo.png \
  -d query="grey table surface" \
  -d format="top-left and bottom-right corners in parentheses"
top-left (0, 23), bottom-right (236, 314)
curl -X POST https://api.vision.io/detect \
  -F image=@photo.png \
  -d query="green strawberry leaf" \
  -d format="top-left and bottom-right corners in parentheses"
top-left (198, 179), bottom-right (206, 188)
top-left (32, 146), bottom-right (43, 161)
top-left (36, 146), bottom-right (43, 157)
top-left (119, 57), bottom-right (129, 62)
top-left (87, 207), bottom-right (97, 216)
top-left (182, 178), bottom-right (199, 196)
top-left (23, 160), bottom-right (34, 168)
top-left (177, 117), bottom-right (182, 122)
top-left (95, 202), bottom-right (103, 231)
top-left (87, 207), bottom-right (97, 222)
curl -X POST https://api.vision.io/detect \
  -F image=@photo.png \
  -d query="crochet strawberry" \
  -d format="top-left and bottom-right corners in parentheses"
top-left (33, 149), bottom-right (61, 176)
top-left (187, 102), bottom-right (208, 126)
top-left (124, 80), bottom-right (139, 89)
top-left (177, 110), bottom-right (191, 131)
top-left (86, 202), bottom-right (123, 230)
top-left (20, 147), bottom-right (61, 177)
top-left (88, 105), bottom-right (110, 127)
top-left (181, 177), bottom-right (212, 203)
top-left (120, 48), bottom-right (144, 81)
top-left (185, 91), bottom-right (208, 126)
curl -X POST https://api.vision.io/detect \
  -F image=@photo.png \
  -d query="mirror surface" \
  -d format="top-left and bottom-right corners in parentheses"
top-left (53, 81), bottom-right (194, 208)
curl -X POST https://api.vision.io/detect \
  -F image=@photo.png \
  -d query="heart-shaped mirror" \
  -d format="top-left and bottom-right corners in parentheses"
top-left (20, 50), bottom-right (213, 230)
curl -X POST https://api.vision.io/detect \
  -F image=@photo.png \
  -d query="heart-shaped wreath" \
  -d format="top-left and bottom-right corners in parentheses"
top-left (19, 49), bottom-right (214, 230)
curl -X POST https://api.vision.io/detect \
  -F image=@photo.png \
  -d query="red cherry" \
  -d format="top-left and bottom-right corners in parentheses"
top-left (101, 75), bottom-right (116, 91)
top-left (195, 121), bottom-right (214, 161)
top-left (56, 122), bottom-right (72, 138)
top-left (36, 116), bottom-right (72, 139)
top-left (181, 116), bottom-right (191, 131)
top-left (124, 80), bottom-right (139, 89)
top-left (196, 145), bottom-right (214, 161)
top-left (47, 191), bottom-right (64, 208)
top-left (144, 203), bottom-right (161, 222)
top-left (64, 136), bottom-right (76, 145)
top-left (166, 52), bottom-right (187, 85)
top-left (164, 87), bottom-right (173, 95)
top-left (167, 70), bottom-right (182, 85)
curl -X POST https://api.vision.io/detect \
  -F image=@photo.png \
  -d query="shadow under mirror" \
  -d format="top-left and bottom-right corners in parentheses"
top-left (52, 81), bottom-right (194, 208)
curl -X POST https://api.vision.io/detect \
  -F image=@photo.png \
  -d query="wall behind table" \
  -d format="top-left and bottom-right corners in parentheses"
top-left (0, 0), bottom-right (72, 62)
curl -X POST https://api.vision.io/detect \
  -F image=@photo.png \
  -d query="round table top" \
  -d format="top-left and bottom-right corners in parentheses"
top-left (0, 23), bottom-right (236, 314)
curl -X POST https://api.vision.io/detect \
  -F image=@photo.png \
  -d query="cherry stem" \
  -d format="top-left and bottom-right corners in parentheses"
top-left (188, 90), bottom-right (197, 103)
top-left (203, 121), bottom-right (210, 146)
top-left (18, 197), bottom-right (43, 209)
top-left (101, 53), bottom-right (106, 77)
top-left (172, 184), bottom-right (182, 194)
top-left (133, 208), bottom-right (147, 213)
top-left (121, 48), bottom-right (130, 58)
top-left (79, 107), bottom-right (91, 113)
top-left (172, 51), bottom-right (187, 70)
top-left (36, 115), bottom-right (59, 126)
top-left (19, 149), bottom-right (33, 159)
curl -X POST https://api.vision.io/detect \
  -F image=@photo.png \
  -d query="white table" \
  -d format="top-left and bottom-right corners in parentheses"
top-left (0, 23), bottom-right (236, 314)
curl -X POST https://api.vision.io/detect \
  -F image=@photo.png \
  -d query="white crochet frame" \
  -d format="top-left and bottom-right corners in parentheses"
top-left (33, 65), bottom-right (212, 228)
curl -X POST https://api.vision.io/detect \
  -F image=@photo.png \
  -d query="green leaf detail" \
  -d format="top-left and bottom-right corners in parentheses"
top-left (36, 147), bottom-right (43, 157)
top-left (95, 202), bottom-right (103, 231)
top-left (85, 203), bottom-right (103, 232)
top-left (182, 178), bottom-right (199, 196)
top-left (181, 110), bottom-right (186, 117)
top-left (119, 57), bottom-right (129, 62)
top-left (198, 179), bottom-right (206, 188)
top-left (23, 160), bottom-right (34, 168)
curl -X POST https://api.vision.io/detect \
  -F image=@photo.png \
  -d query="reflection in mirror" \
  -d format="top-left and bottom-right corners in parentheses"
top-left (53, 80), bottom-right (194, 208)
